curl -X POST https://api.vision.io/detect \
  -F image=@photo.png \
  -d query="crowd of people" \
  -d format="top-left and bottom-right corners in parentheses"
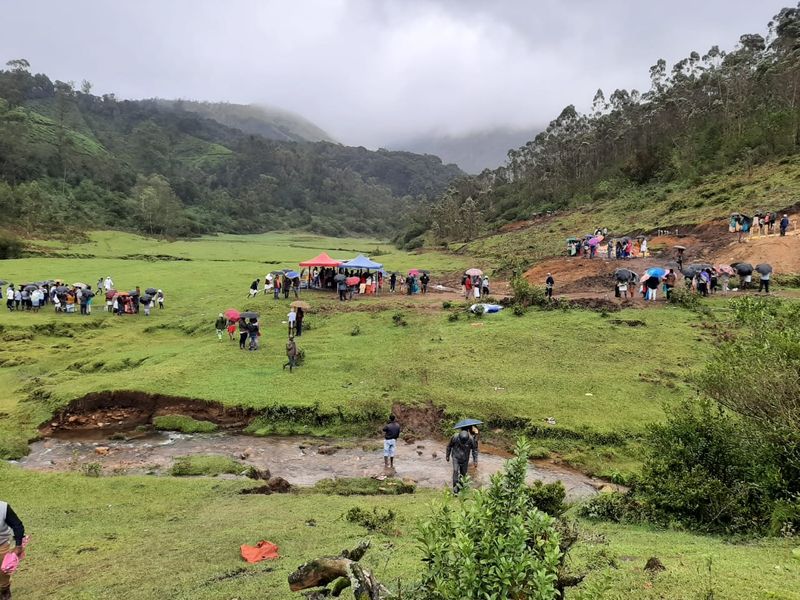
top-left (730, 211), bottom-right (791, 241)
top-left (4, 276), bottom-right (164, 316)
top-left (460, 272), bottom-right (490, 300)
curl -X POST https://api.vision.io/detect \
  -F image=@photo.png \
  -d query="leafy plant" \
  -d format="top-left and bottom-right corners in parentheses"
top-left (153, 414), bottom-right (217, 434)
top-left (345, 506), bottom-right (397, 533)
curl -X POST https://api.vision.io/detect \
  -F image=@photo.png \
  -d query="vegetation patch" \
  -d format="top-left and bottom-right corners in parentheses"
top-left (153, 414), bottom-right (218, 434)
top-left (169, 454), bottom-right (244, 477)
top-left (312, 477), bottom-right (415, 496)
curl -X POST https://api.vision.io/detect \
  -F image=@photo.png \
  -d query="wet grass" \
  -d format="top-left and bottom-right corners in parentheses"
top-left (154, 415), bottom-right (218, 434)
top-left (169, 454), bottom-right (244, 477)
top-left (3, 463), bottom-right (799, 599)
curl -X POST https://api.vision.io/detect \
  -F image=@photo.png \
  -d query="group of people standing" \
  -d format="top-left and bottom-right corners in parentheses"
top-left (214, 306), bottom-right (304, 371)
top-left (461, 273), bottom-right (490, 300)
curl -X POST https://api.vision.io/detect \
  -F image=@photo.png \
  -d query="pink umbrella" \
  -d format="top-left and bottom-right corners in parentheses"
top-left (224, 308), bottom-right (240, 321)
top-left (587, 237), bottom-right (601, 247)
top-left (346, 276), bottom-right (360, 286)
top-left (465, 268), bottom-right (483, 276)
top-left (715, 265), bottom-right (735, 275)
top-left (408, 269), bottom-right (421, 276)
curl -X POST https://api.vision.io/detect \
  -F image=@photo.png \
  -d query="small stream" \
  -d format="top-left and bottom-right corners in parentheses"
top-left (15, 432), bottom-right (610, 500)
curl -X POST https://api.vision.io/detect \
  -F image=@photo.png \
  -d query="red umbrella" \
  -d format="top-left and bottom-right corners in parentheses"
top-left (105, 289), bottom-right (117, 300)
top-left (224, 308), bottom-right (240, 321)
top-left (346, 276), bottom-right (360, 286)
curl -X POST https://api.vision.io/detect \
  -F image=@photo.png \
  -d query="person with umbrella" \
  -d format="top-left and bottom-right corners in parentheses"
top-left (295, 305), bottom-right (305, 337)
top-left (4, 284), bottom-right (13, 312)
top-left (247, 317), bottom-right (260, 351)
top-left (446, 427), bottom-right (479, 493)
top-left (283, 336), bottom-right (298, 372)
top-left (757, 264), bottom-right (773, 294)
top-left (545, 273), bottom-right (554, 299)
top-left (283, 274), bottom-right (291, 299)
top-left (238, 317), bottom-right (248, 350)
top-left (382, 414), bottom-right (400, 470)
top-left (273, 274), bottom-right (281, 300)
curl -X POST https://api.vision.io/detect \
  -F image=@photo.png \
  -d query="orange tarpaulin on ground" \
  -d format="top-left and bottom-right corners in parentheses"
top-left (240, 540), bottom-right (280, 563)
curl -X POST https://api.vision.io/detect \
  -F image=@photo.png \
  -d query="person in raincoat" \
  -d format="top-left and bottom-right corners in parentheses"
top-left (446, 430), bottom-right (478, 493)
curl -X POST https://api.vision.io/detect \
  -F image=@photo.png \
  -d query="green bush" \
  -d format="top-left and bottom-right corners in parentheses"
top-left (392, 312), bottom-right (408, 327)
top-left (0, 233), bottom-right (23, 259)
top-left (313, 477), bottom-right (415, 496)
top-left (170, 454), bottom-right (243, 477)
top-left (528, 480), bottom-right (567, 517)
top-left (578, 492), bottom-right (630, 523)
top-left (350, 325), bottom-right (361, 336)
top-left (416, 439), bottom-right (563, 599)
top-left (153, 414), bottom-right (218, 434)
top-left (667, 287), bottom-right (701, 310)
top-left (345, 506), bottom-right (397, 533)
top-left (770, 495), bottom-right (800, 537)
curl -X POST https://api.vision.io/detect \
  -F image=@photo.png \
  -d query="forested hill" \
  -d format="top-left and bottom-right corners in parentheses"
top-left (402, 5), bottom-right (800, 249)
top-left (0, 63), bottom-right (463, 238)
top-left (156, 100), bottom-right (335, 143)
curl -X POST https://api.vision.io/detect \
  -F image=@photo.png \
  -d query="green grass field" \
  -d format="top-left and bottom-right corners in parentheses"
top-left (3, 230), bottom-right (797, 598)
top-left (2, 464), bottom-right (799, 600)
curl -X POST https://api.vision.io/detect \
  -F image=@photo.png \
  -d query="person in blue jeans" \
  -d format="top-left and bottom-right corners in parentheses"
top-left (382, 414), bottom-right (401, 469)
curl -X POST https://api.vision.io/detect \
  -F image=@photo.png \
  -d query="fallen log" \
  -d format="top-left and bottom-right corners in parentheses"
top-left (288, 540), bottom-right (390, 599)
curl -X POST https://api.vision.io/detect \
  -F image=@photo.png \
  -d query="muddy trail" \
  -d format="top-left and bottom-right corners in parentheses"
top-left (17, 431), bottom-right (612, 501)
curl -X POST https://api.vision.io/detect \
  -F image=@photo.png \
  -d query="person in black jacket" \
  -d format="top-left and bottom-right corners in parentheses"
top-left (0, 500), bottom-right (25, 600)
top-left (446, 430), bottom-right (478, 493)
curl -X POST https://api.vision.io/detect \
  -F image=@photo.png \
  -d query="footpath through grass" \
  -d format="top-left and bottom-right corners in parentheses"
top-left (2, 464), bottom-right (799, 600)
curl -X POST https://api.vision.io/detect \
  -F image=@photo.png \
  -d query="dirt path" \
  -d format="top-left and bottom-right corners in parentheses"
top-left (16, 432), bottom-right (614, 500)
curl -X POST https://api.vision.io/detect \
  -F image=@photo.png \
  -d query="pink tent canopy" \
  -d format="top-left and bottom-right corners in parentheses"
top-left (299, 252), bottom-right (342, 268)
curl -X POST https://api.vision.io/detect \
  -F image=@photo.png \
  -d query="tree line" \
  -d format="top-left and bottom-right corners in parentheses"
top-left (404, 4), bottom-right (800, 247)
top-left (0, 61), bottom-right (462, 239)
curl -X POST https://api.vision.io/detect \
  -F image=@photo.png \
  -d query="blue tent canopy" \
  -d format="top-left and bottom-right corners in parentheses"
top-left (341, 254), bottom-right (383, 270)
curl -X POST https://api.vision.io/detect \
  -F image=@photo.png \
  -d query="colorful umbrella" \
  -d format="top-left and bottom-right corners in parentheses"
top-left (346, 276), bottom-right (360, 286)
top-left (224, 308), bottom-right (240, 321)
top-left (645, 267), bottom-right (667, 278)
top-left (715, 265), bottom-right (735, 275)
top-left (588, 237), bottom-right (601, 247)
top-left (284, 271), bottom-right (300, 279)
top-left (105, 289), bottom-right (117, 300)
top-left (465, 268), bottom-right (483, 276)
top-left (408, 269), bottom-right (420, 276)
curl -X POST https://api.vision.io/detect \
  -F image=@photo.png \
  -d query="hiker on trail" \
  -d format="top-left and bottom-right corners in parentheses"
top-left (781, 214), bottom-right (790, 236)
top-left (0, 499), bottom-right (25, 600)
top-left (292, 278), bottom-right (300, 299)
top-left (97, 277), bottom-right (104, 291)
top-left (295, 307), bottom-right (304, 337)
top-left (759, 270), bottom-right (771, 294)
top-left (249, 279), bottom-right (260, 299)
top-left (215, 313), bottom-right (226, 341)
top-left (283, 336), bottom-right (298, 372)
top-left (287, 307), bottom-right (297, 336)
top-left (382, 414), bottom-right (400, 469)
top-left (238, 318), bottom-right (248, 350)
top-left (545, 273), bottom-right (554, 299)
top-left (390, 272), bottom-right (397, 293)
top-left (446, 429), bottom-right (478, 493)
top-left (663, 269), bottom-right (677, 299)
top-left (640, 238), bottom-right (648, 257)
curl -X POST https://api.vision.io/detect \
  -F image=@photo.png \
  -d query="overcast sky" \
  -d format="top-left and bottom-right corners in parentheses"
top-left (0, 0), bottom-right (789, 147)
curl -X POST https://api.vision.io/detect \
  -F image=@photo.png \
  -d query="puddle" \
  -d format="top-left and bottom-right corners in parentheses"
top-left (15, 432), bottom-right (612, 500)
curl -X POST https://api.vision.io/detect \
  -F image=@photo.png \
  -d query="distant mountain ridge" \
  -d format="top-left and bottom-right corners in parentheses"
top-left (389, 127), bottom-right (540, 174)
top-left (158, 99), bottom-right (335, 143)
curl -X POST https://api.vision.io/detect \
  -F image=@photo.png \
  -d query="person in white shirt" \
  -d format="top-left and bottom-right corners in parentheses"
top-left (5, 286), bottom-right (14, 312)
top-left (287, 307), bottom-right (297, 336)
top-left (104, 276), bottom-right (113, 291)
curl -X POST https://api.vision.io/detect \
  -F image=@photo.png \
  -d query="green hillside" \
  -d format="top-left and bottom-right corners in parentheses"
top-left (0, 63), bottom-right (462, 239)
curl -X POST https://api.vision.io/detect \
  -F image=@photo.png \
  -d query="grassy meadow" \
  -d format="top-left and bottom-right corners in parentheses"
top-left (2, 464), bottom-right (799, 600)
top-left (3, 230), bottom-right (798, 598)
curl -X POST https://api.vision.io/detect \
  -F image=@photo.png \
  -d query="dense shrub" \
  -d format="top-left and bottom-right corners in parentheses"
top-left (0, 233), bottom-right (22, 259)
top-left (314, 477), bottom-right (415, 496)
top-left (416, 439), bottom-right (563, 599)
top-left (153, 414), bottom-right (217, 434)
top-left (667, 286), bottom-right (701, 310)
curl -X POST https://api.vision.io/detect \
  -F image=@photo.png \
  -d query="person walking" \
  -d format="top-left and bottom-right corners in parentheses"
top-left (0, 500), bottom-right (25, 600)
top-left (446, 429), bottom-right (478, 493)
top-left (283, 275), bottom-right (291, 299)
top-left (482, 275), bottom-right (490, 296)
top-left (382, 414), bottom-right (400, 469)
top-left (287, 307), bottom-right (297, 336)
top-left (156, 290), bottom-right (164, 309)
top-left (545, 273), bottom-right (554, 299)
top-left (247, 318), bottom-right (260, 351)
top-left (283, 336), bottom-right (298, 372)
top-left (215, 313), bottom-right (226, 341)
top-left (389, 272), bottom-right (396, 293)
top-left (663, 269), bottom-right (677, 299)
top-left (295, 306), bottom-right (304, 337)
top-left (273, 275), bottom-right (281, 300)
top-left (248, 279), bottom-right (259, 299)
top-left (104, 276), bottom-right (113, 292)
top-left (780, 214), bottom-right (789, 236)
top-left (5, 285), bottom-right (14, 312)
top-left (464, 274), bottom-right (472, 299)
top-left (420, 272), bottom-right (429, 294)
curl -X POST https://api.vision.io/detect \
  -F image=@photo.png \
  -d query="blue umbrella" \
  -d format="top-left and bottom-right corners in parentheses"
top-left (454, 418), bottom-right (483, 430)
top-left (284, 271), bottom-right (300, 279)
top-left (645, 267), bottom-right (667, 278)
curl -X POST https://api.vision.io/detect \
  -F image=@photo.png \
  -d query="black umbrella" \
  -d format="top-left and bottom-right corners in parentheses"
top-left (128, 290), bottom-right (140, 296)
top-left (454, 418), bottom-right (483, 430)
top-left (613, 268), bottom-right (634, 282)
top-left (755, 263), bottom-right (773, 275)
top-left (620, 236), bottom-right (631, 243)
top-left (733, 262), bottom-right (753, 275)
top-left (55, 285), bottom-right (68, 293)
top-left (23, 284), bottom-right (37, 292)
top-left (141, 294), bottom-right (153, 303)
top-left (241, 311), bottom-right (259, 319)
top-left (145, 287), bottom-right (157, 295)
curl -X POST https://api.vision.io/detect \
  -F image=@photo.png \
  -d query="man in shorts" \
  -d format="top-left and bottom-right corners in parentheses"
top-left (382, 414), bottom-right (400, 469)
